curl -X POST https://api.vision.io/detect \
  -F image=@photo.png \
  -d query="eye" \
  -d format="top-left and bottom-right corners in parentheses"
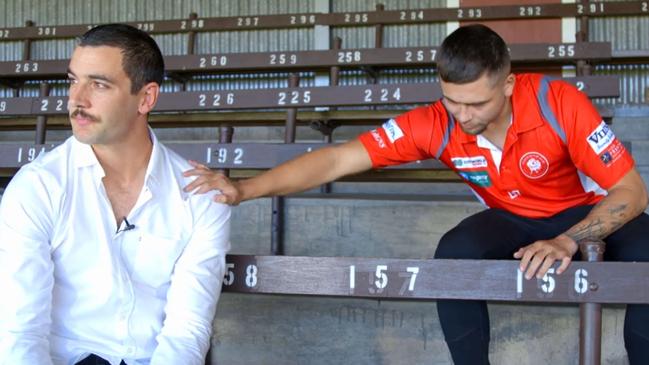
top-left (93, 81), bottom-right (108, 89)
top-left (471, 103), bottom-right (486, 109)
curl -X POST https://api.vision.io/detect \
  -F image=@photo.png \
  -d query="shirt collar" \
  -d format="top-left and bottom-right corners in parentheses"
top-left (70, 127), bottom-right (164, 187)
top-left (144, 128), bottom-right (164, 187)
top-left (454, 75), bottom-right (544, 144)
top-left (508, 74), bottom-right (545, 134)
top-left (71, 136), bottom-right (100, 169)
top-left (476, 134), bottom-right (499, 151)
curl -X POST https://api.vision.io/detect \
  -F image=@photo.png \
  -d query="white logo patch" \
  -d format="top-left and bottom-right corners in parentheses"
top-left (587, 121), bottom-right (615, 155)
top-left (519, 152), bottom-right (550, 179)
top-left (452, 156), bottom-right (488, 169)
top-left (382, 119), bottom-right (404, 143)
top-left (370, 129), bottom-right (386, 148)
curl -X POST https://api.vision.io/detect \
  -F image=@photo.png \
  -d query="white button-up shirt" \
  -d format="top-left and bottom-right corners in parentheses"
top-left (0, 132), bottom-right (231, 365)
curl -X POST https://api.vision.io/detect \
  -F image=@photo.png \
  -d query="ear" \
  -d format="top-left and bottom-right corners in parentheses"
top-left (137, 82), bottom-right (160, 115)
top-left (503, 73), bottom-right (515, 98)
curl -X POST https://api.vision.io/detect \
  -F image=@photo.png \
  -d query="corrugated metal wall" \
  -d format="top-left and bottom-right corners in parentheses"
top-left (590, 13), bottom-right (649, 104)
top-left (0, 0), bottom-right (647, 103)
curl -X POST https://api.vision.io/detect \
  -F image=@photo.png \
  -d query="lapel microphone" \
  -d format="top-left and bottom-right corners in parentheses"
top-left (122, 217), bottom-right (136, 232)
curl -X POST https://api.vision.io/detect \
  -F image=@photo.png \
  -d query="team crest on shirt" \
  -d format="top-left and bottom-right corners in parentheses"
top-left (519, 152), bottom-right (549, 179)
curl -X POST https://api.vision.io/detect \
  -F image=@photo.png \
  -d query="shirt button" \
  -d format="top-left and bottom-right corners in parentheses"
top-left (126, 347), bottom-right (135, 355)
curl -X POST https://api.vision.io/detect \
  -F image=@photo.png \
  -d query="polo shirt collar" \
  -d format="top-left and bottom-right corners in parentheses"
top-left (509, 77), bottom-right (545, 134)
top-left (454, 80), bottom-right (545, 145)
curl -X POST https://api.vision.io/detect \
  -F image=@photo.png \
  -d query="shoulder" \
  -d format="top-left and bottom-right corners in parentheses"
top-left (155, 142), bottom-right (231, 222)
top-left (0, 139), bottom-right (75, 224)
top-left (158, 142), bottom-right (193, 174)
top-left (520, 73), bottom-right (583, 101)
top-left (398, 102), bottom-right (448, 123)
top-left (7, 137), bottom-right (75, 196)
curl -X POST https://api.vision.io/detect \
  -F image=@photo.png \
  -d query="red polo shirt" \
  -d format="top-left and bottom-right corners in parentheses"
top-left (358, 73), bottom-right (634, 218)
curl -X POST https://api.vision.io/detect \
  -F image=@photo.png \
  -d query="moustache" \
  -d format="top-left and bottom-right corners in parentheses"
top-left (70, 109), bottom-right (99, 122)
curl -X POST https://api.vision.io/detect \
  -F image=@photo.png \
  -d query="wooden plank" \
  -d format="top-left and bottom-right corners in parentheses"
top-left (221, 254), bottom-right (649, 304)
top-left (0, 103), bottom-right (634, 130)
top-left (0, 76), bottom-right (620, 117)
top-left (0, 43), bottom-right (613, 79)
top-left (0, 142), bottom-right (445, 170)
top-left (0, 2), bottom-right (645, 40)
top-left (0, 59), bottom-right (68, 78)
top-left (0, 140), bottom-right (630, 180)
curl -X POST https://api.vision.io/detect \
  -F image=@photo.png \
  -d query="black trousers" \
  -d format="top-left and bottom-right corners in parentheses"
top-left (433, 205), bottom-right (649, 365)
top-left (75, 354), bottom-right (126, 365)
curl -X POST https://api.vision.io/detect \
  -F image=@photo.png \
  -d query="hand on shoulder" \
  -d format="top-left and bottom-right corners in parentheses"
top-left (182, 160), bottom-right (243, 205)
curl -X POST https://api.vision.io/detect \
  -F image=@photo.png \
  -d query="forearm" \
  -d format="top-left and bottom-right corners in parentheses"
top-left (0, 251), bottom-right (54, 364)
top-left (151, 321), bottom-right (211, 365)
top-left (0, 336), bottom-right (54, 365)
top-left (238, 140), bottom-right (372, 201)
top-left (152, 202), bottom-right (230, 365)
top-left (151, 260), bottom-right (223, 365)
top-left (237, 149), bottom-right (337, 199)
top-left (563, 181), bottom-right (648, 243)
top-left (0, 250), bottom-right (54, 364)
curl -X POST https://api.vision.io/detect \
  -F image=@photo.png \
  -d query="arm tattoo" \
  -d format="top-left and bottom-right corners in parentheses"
top-left (565, 203), bottom-right (629, 242)
top-left (565, 218), bottom-right (606, 242)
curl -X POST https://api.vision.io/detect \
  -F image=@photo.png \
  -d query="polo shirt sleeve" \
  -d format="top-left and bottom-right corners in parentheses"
top-left (547, 79), bottom-right (634, 189)
top-left (357, 103), bottom-right (448, 168)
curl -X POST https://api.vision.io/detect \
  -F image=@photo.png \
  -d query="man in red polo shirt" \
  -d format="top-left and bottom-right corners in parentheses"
top-left (184, 24), bottom-right (649, 364)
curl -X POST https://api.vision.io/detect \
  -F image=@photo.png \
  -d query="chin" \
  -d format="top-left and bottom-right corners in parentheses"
top-left (460, 125), bottom-right (487, 135)
top-left (72, 130), bottom-right (97, 145)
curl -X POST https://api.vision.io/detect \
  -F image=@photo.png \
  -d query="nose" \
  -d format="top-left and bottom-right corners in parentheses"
top-left (455, 104), bottom-right (472, 123)
top-left (68, 82), bottom-right (89, 111)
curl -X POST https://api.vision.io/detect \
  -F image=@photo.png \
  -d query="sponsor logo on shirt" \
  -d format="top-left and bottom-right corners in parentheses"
top-left (519, 151), bottom-right (549, 179)
top-left (508, 190), bottom-right (521, 199)
top-left (587, 121), bottom-right (616, 155)
top-left (458, 170), bottom-right (492, 187)
top-left (599, 139), bottom-right (625, 166)
top-left (370, 129), bottom-right (386, 148)
top-left (600, 151), bottom-right (612, 165)
top-left (452, 156), bottom-right (488, 169)
top-left (382, 119), bottom-right (404, 143)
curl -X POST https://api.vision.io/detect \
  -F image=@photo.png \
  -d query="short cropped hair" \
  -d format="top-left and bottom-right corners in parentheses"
top-left (78, 24), bottom-right (164, 94)
top-left (437, 24), bottom-right (510, 84)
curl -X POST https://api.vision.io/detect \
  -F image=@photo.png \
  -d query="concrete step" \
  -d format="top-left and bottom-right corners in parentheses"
top-left (212, 294), bottom-right (627, 365)
top-left (230, 198), bottom-right (484, 257)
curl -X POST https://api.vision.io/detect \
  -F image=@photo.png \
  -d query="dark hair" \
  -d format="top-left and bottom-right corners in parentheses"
top-left (78, 24), bottom-right (164, 94)
top-left (437, 24), bottom-right (510, 84)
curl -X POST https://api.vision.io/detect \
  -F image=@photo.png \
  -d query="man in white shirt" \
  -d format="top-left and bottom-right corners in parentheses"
top-left (0, 24), bottom-right (231, 365)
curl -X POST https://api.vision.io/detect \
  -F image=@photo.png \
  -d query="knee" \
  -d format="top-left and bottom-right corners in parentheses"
top-left (435, 227), bottom-right (486, 260)
top-left (605, 238), bottom-right (649, 262)
top-left (624, 304), bottom-right (649, 363)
